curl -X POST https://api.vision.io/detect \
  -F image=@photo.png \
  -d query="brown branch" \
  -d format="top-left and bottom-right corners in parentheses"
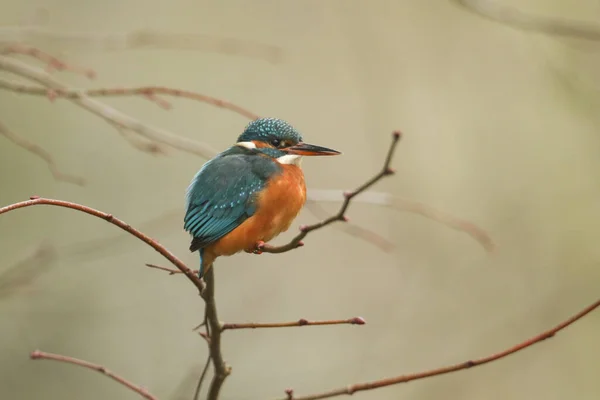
top-left (0, 196), bottom-right (204, 293)
top-left (0, 80), bottom-right (260, 120)
top-left (0, 119), bottom-right (86, 185)
top-left (30, 350), bottom-right (157, 400)
top-left (281, 298), bottom-right (600, 400)
top-left (452, 0), bottom-right (600, 41)
top-left (1, 43), bottom-right (96, 78)
top-left (202, 268), bottom-right (230, 400)
top-left (0, 55), bottom-right (220, 159)
top-left (258, 131), bottom-right (401, 254)
top-left (221, 317), bottom-right (366, 331)
top-left (193, 355), bottom-right (212, 400)
top-left (145, 263), bottom-right (198, 275)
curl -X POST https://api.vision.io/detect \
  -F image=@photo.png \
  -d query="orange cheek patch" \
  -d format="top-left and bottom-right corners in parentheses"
top-left (252, 140), bottom-right (273, 149)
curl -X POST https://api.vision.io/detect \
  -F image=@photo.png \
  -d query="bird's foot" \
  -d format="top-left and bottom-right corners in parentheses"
top-left (251, 241), bottom-right (265, 255)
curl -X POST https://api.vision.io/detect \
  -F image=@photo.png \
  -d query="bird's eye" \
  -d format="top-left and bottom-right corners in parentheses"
top-left (271, 138), bottom-right (281, 147)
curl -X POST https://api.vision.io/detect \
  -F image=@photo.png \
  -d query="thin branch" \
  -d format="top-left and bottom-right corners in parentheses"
top-left (0, 196), bottom-right (204, 293)
top-left (281, 298), bottom-right (600, 400)
top-left (193, 355), bottom-right (212, 400)
top-left (0, 80), bottom-right (260, 120)
top-left (452, 0), bottom-right (600, 41)
top-left (303, 199), bottom-right (395, 253)
top-left (259, 131), bottom-right (401, 254)
top-left (1, 43), bottom-right (96, 77)
top-left (202, 268), bottom-right (231, 400)
top-left (0, 55), bottom-right (219, 159)
top-left (305, 191), bottom-right (496, 253)
top-left (145, 263), bottom-right (199, 275)
top-left (0, 119), bottom-right (86, 185)
top-left (221, 317), bottom-right (366, 331)
top-left (30, 350), bottom-right (158, 400)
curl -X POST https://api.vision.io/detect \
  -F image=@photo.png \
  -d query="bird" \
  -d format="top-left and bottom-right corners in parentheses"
top-left (184, 118), bottom-right (341, 278)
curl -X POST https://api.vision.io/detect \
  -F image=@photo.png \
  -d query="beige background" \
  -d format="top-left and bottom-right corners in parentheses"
top-left (1, 1), bottom-right (599, 399)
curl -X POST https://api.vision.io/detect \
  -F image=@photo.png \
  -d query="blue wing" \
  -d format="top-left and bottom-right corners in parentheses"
top-left (184, 147), bottom-right (281, 252)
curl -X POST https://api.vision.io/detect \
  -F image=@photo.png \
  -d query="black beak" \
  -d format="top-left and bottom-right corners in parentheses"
top-left (285, 142), bottom-right (341, 156)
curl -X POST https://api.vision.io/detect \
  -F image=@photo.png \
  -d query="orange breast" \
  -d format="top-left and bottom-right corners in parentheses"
top-left (205, 164), bottom-right (306, 262)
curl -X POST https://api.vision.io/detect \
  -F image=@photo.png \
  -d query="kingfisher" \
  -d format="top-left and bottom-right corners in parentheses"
top-left (184, 118), bottom-right (341, 278)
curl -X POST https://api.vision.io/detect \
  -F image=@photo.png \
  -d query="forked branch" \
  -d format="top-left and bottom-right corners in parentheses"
top-left (259, 131), bottom-right (401, 254)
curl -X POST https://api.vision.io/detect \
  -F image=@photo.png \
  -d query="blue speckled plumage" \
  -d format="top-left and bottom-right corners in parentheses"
top-left (184, 145), bottom-right (281, 275)
top-left (237, 117), bottom-right (303, 144)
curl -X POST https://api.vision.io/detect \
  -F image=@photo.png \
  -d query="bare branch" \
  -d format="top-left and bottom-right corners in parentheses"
top-left (281, 298), bottom-right (600, 400)
top-left (1, 43), bottom-right (96, 78)
top-left (452, 0), bottom-right (600, 41)
top-left (258, 131), bottom-right (401, 254)
top-left (0, 80), bottom-right (260, 120)
top-left (145, 263), bottom-right (198, 275)
top-left (201, 269), bottom-right (231, 400)
top-left (30, 350), bottom-right (157, 400)
top-left (221, 317), bottom-right (366, 331)
top-left (0, 119), bottom-right (86, 185)
top-left (305, 191), bottom-right (496, 253)
top-left (193, 355), bottom-right (212, 400)
top-left (0, 196), bottom-right (204, 293)
top-left (0, 55), bottom-right (219, 159)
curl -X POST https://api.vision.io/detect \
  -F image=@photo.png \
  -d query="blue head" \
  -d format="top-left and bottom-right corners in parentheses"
top-left (235, 118), bottom-right (340, 162)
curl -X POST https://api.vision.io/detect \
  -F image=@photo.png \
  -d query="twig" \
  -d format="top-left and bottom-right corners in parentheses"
top-left (1, 43), bottom-right (96, 78)
top-left (0, 196), bottom-right (204, 293)
top-left (0, 80), bottom-right (260, 120)
top-left (30, 350), bottom-right (158, 400)
top-left (303, 200), bottom-right (395, 253)
top-left (221, 317), bottom-right (366, 331)
top-left (0, 55), bottom-right (219, 159)
top-left (281, 298), bottom-right (600, 400)
top-left (259, 131), bottom-right (401, 254)
top-left (0, 119), bottom-right (86, 185)
top-left (452, 0), bottom-right (600, 41)
top-left (305, 191), bottom-right (496, 253)
top-left (145, 263), bottom-right (199, 275)
top-left (193, 355), bottom-right (212, 400)
top-left (202, 268), bottom-right (231, 400)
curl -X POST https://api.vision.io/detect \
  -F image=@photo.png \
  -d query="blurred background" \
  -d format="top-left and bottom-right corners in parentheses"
top-left (1, 1), bottom-right (599, 399)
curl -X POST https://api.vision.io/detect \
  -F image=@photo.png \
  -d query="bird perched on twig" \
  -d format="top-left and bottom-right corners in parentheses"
top-left (184, 118), bottom-right (340, 278)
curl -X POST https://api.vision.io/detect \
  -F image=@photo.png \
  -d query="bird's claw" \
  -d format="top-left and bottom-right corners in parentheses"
top-left (252, 241), bottom-right (265, 254)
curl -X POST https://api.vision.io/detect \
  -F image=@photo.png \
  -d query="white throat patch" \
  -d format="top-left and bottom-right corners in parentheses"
top-left (277, 154), bottom-right (303, 166)
top-left (236, 141), bottom-right (257, 149)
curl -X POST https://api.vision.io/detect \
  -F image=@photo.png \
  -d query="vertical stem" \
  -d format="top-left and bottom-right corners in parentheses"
top-left (203, 267), bottom-right (230, 400)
